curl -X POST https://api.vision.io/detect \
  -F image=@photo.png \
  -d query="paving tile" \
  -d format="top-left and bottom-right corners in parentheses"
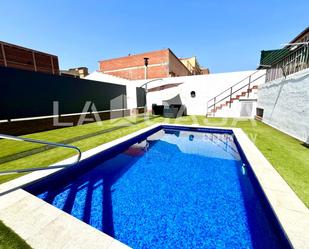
top-left (108, 239), bottom-right (131, 249)
top-left (0, 191), bottom-right (60, 240)
top-left (263, 188), bottom-right (309, 213)
top-left (0, 189), bottom-right (26, 210)
top-left (26, 212), bottom-right (114, 249)
top-left (274, 207), bottom-right (309, 249)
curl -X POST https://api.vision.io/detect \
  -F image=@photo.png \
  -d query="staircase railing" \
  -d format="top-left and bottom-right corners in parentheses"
top-left (206, 71), bottom-right (265, 116)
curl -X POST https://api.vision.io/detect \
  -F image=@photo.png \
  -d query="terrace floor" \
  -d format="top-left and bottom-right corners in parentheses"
top-left (0, 115), bottom-right (308, 248)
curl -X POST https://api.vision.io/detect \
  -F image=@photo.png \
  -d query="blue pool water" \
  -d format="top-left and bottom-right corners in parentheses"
top-left (27, 127), bottom-right (290, 249)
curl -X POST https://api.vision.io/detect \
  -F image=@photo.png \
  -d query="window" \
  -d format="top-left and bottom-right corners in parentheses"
top-left (190, 91), bottom-right (196, 98)
top-left (256, 108), bottom-right (264, 120)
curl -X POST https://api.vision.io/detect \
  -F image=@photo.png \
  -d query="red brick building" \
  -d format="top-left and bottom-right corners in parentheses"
top-left (0, 41), bottom-right (59, 75)
top-left (99, 49), bottom-right (192, 80)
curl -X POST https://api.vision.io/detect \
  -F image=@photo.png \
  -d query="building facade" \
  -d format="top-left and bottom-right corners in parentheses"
top-left (99, 49), bottom-right (192, 80)
top-left (258, 27), bottom-right (309, 82)
top-left (256, 27), bottom-right (309, 143)
top-left (61, 67), bottom-right (89, 78)
top-left (201, 68), bottom-right (210, 75)
top-left (290, 26), bottom-right (309, 43)
top-left (180, 56), bottom-right (203, 75)
top-left (0, 41), bottom-right (59, 75)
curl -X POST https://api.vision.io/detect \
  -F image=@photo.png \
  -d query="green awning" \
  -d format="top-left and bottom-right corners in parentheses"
top-left (258, 48), bottom-right (290, 69)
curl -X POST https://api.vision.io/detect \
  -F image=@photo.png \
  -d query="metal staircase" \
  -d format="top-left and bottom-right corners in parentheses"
top-left (206, 71), bottom-right (265, 117)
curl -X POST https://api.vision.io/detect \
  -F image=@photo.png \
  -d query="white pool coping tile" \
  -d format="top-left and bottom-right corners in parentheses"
top-left (0, 123), bottom-right (308, 249)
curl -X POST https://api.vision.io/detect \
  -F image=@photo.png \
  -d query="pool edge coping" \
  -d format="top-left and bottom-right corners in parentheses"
top-left (0, 123), bottom-right (308, 249)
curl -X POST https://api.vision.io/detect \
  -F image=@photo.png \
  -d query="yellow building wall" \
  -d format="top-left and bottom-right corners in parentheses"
top-left (180, 56), bottom-right (202, 75)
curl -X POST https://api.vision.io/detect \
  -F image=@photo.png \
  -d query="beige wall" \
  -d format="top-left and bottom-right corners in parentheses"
top-left (180, 56), bottom-right (202, 75)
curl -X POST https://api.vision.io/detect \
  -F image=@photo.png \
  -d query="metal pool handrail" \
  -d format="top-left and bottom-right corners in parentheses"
top-left (0, 134), bottom-right (82, 175)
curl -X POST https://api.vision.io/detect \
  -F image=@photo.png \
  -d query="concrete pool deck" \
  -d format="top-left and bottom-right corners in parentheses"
top-left (0, 123), bottom-right (308, 249)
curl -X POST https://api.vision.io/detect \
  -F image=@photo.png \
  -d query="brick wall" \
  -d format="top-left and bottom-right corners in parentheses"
top-left (0, 41), bottom-right (59, 75)
top-left (100, 49), bottom-right (168, 70)
top-left (168, 51), bottom-right (191, 77)
top-left (99, 49), bottom-right (191, 80)
top-left (106, 65), bottom-right (169, 80)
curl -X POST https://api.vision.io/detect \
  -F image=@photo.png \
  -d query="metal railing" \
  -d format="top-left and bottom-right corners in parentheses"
top-left (0, 134), bottom-right (81, 175)
top-left (206, 71), bottom-right (265, 116)
top-left (265, 43), bottom-right (309, 82)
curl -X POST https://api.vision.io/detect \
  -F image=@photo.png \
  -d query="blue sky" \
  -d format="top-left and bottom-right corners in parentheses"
top-left (1, 0), bottom-right (308, 73)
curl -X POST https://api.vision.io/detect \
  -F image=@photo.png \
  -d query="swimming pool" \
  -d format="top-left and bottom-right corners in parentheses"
top-left (25, 125), bottom-right (291, 249)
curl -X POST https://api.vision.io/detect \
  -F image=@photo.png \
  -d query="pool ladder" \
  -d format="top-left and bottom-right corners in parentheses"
top-left (0, 134), bottom-right (82, 175)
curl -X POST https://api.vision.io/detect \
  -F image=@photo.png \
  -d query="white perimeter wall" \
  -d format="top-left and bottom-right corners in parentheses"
top-left (257, 69), bottom-right (309, 143)
top-left (137, 70), bottom-right (265, 116)
top-left (86, 70), bottom-right (266, 118)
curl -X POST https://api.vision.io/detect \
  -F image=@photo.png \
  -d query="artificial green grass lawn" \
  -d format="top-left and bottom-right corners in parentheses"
top-left (0, 115), bottom-right (308, 249)
top-left (0, 220), bottom-right (31, 249)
